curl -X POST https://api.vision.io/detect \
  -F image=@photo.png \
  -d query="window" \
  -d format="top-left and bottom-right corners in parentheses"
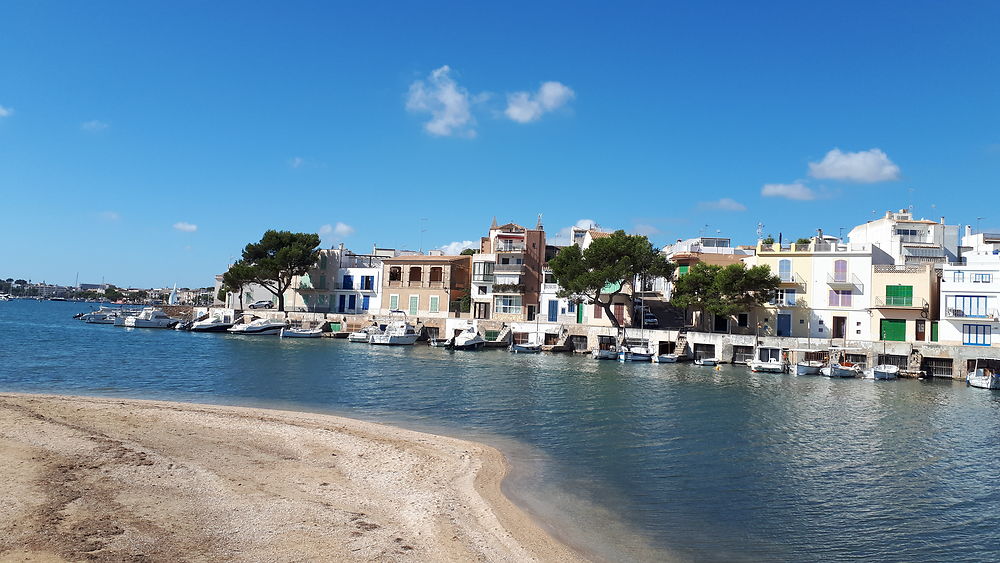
top-left (738, 313), bottom-right (749, 327)
top-left (342, 275), bottom-right (353, 289)
top-left (833, 260), bottom-right (848, 283)
top-left (594, 303), bottom-right (602, 319)
top-left (778, 259), bottom-right (792, 283)
top-left (389, 294), bottom-right (399, 311)
top-left (973, 273), bottom-right (992, 283)
top-left (963, 324), bottom-right (990, 346)
top-left (916, 319), bottom-right (926, 341)
top-left (318, 275), bottom-right (326, 290)
top-left (473, 262), bottom-right (495, 282)
top-left (478, 285), bottom-right (487, 295)
top-left (772, 289), bottom-right (796, 306)
top-left (408, 267), bottom-right (422, 282)
top-left (946, 295), bottom-right (989, 318)
top-left (885, 285), bottom-right (913, 306)
top-left (361, 295), bottom-right (370, 310)
top-left (361, 276), bottom-right (375, 290)
top-left (568, 301), bottom-right (575, 312)
top-left (429, 267), bottom-right (443, 282)
top-left (544, 273), bottom-right (556, 284)
top-left (678, 265), bottom-right (689, 276)
top-left (829, 289), bottom-right (852, 307)
top-left (474, 302), bottom-right (490, 319)
top-left (389, 267), bottom-right (402, 281)
top-left (429, 296), bottom-right (439, 313)
top-left (319, 255), bottom-right (327, 269)
top-left (953, 271), bottom-right (965, 283)
top-left (408, 295), bottom-right (419, 315)
top-left (494, 296), bottom-right (522, 314)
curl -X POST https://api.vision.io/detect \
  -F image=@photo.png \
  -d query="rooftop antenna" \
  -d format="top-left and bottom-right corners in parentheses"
top-left (756, 222), bottom-right (764, 241)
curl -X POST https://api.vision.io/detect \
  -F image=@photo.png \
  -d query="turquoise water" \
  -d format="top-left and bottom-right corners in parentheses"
top-left (3, 300), bottom-right (1000, 561)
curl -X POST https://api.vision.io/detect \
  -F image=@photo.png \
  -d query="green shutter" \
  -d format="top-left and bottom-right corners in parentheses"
top-left (880, 319), bottom-right (906, 341)
top-left (931, 321), bottom-right (939, 342)
top-left (885, 285), bottom-right (913, 306)
top-left (409, 295), bottom-right (418, 315)
top-left (389, 295), bottom-right (398, 310)
top-left (678, 265), bottom-right (689, 276)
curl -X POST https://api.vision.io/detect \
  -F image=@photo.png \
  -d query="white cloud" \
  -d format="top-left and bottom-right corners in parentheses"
top-left (318, 222), bottom-right (355, 245)
top-left (81, 120), bottom-right (109, 131)
top-left (633, 224), bottom-right (660, 236)
top-left (550, 218), bottom-right (599, 245)
top-left (290, 156), bottom-right (304, 168)
top-left (808, 148), bottom-right (900, 183)
top-left (698, 198), bottom-right (747, 212)
top-left (406, 65), bottom-right (476, 138)
top-left (99, 211), bottom-right (120, 221)
top-left (0, 105), bottom-right (12, 117)
top-left (439, 240), bottom-right (477, 255)
top-left (761, 183), bottom-right (817, 201)
top-left (173, 221), bottom-right (198, 232)
top-left (504, 81), bottom-right (575, 123)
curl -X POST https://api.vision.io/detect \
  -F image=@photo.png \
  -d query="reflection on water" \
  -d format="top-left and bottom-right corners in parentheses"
top-left (3, 300), bottom-right (1000, 561)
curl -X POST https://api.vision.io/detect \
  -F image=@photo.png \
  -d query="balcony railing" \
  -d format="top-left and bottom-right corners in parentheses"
top-left (473, 274), bottom-right (495, 283)
top-left (874, 296), bottom-right (928, 309)
top-left (778, 272), bottom-right (806, 286)
top-left (494, 263), bottom-right (526, 273)
top-left (335, 282), bottom-right (377, 291)
top-left (944, 308), bottom-right (999, 320)
top-left (496, 244), bottom-right (526, 253)
top-left (492, 283), bottom-right (525, 294)
top-left (826, 272), bottom-right (864, 290)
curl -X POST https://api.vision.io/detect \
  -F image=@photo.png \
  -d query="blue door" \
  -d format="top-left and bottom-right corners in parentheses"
top-left (342, 275), bottom-right (353, 289)
top-left (548, 300), bottom-right (559, 322)
top-left (348, 295), bottom-right (356, 311)
top-left (361, 295), bottom-right (370, 311)
top-left (777, 314), bottom-right (792, 337)
top-left (338, 295), bottom-right (346, 313)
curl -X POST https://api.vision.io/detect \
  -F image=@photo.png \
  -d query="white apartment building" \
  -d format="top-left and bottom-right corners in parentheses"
top-left (939, 252), bottom-right (1000, 347)
top-left (847, 208), bottom-right (961, 266)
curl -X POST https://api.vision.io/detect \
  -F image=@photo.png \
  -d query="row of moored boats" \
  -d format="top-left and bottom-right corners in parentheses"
top-left (75, 306), bottom-right (323, 338)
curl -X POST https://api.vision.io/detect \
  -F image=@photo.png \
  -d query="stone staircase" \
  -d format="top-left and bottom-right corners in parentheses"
top-left (674, 333), bottom-right (689, 358)
top-left (494, 325), bottom-right (512, 343)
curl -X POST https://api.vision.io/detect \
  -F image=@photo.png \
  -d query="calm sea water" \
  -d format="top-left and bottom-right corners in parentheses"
top-left (3, 300), bottom-right (1000, 561)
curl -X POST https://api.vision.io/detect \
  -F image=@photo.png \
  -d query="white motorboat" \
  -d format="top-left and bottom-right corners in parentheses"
top-left (750, 360), bottom-right (785, 373)
top-left (280, 327), bottom-right (323, 338)
top-left (654, 354), bottom-right (680, 363)
top-left (452, 326), bottom-right (485, 350)
top-left (123, 308), bottom-right (180, 329)
top-left (826, 363), bottom-right (861, 378)
top-left (190, 315), bottom-right (235, 332)
top-left (369, 315), bottom-right (419, 345)
top-left (618, 348), bottom-right (653, 362)
top-left (592, 348), bottom-right (617, 360)
top-left (795, 361), bottom-right (824, 376)
top-left (967, 367), bottom-right (1000, 389)
top-left (228, 318), bottom-right (287, 335)
top-left (511, 343), bottom-right (542, 354)
top-left (348, 324), bottom-right (381, 343)
top-left (863, 364), bottom-right (899, 380)
top-left (749, 346), bottom-right (785, 373)
top-left (114, 309), bottom-right (141, 326)
top-left (694, 357), bottom-right (718, 366)
top-left (429, 337), bottom-right (452, 347)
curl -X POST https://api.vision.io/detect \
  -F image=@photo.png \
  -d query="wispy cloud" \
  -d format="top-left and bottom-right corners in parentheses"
top-left (633, 224), bottom-right (660, 236)
top-left (698, 198), bottom-right (747, 212)
top-left (808, 148), bottom-right (900, 183)
top-left (318, 222), bottom-right (355, 245)
top-left (290, 156), bottom-right (305, 168)
top-left (505, 81), bottom-right (575, 123)
top-left (173, 221), bottom-right (198, 232)
top-left (99, 211), bottom-right (120, 221)
top-left (81, 120), bottom-right (109, 132)
top-left (0, 105), bottom-right (12, 118)
top-left (439, 240), bottom-right (477, 255)
top-left (761, 183), bottom-right (817, 201)
top-left (406, 65), bottom-right (476, 138)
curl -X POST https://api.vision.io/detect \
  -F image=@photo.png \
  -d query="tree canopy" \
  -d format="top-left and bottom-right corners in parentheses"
top-left (548, 230), bottom-right (674, 327)
top-left (240, 230), bottom-right (321, 311)
top-left (222, 261), bottom-right (256, 309)
top-left (671, 262), bottom-right (780, 328)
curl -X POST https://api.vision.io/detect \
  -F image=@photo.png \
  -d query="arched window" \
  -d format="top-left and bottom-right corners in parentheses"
top-left (834, 259), bottom-right (847, 283)
top-left (429, 267), bottom-right (443, 282)
top-left (778, 259), bottom-right (791, 282)
top-left (409, 266), bottom-right (422, 282)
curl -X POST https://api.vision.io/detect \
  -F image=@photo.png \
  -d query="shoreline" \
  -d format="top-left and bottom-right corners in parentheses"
top-left (0, 393), bottom-right (586, 562)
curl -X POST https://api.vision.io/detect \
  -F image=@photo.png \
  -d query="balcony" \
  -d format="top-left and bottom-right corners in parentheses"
top-left (874, 296), bottom-right (928, 309)
top-left (778, 272), bottom-right (807, 288)
top-left (473, 274), bottom-right (495, 283)
top-left (944, 308), bottom-right (1000, 321)
top-left (335, 282), bottom-right (377, 292)
top-left (492, 283), bottom-right (525, 294)
top-left (496, 243), bottom-right (526, 253)
top-left (826, 272), bottom-right (864, 290)
top-left (494, 263), bottom-right (526, 273)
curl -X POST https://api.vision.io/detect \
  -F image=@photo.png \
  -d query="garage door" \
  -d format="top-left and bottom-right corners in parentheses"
top-left (880, 319), bottom-right (906, 341)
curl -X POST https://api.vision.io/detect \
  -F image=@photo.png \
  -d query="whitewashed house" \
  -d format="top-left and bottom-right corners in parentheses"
top-left (938, 252), bottom-right (1000, 347)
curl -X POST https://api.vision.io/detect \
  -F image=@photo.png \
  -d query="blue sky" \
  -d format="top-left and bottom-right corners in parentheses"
top-left (1, 1), bottom-right (997, 288)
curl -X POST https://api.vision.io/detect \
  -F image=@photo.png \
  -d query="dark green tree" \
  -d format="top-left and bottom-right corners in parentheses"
top-left (460, 248), bottom-right (477, 255)
top-left (222, 261), bottom-right (256, 309)
top-left (549, 230), bottom-right (674, 327)
top-left (104, 285), bottom-right (123, 302)
top-left (241, 230), bottom-right (321, 311)
top-left (671, 263), bottom-right (780, 329)
top-left (795, 237), bottom-right (811, 245)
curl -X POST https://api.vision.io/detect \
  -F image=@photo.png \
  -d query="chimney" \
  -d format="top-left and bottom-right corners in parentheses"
top-left (940, 216), bottom-right (945, 224)
top-left (966, 225), bottom-right (973, 237)
top-left (817, 228), bottom-right (823, 239)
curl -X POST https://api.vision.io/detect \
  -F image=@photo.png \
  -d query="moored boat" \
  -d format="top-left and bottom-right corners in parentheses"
top-left (189, 315), bottom-right (235, 332)
top-left (452, 326), bottom-right (485, 350)
top-left (826, 363), bottom-right (861, 378)
top-left (428, 337), bottom-right (452, 347)
top-left (795, 361), bottom-right (824, 376)
top-left (967, 367), bottom-right (1000, 389)
top-left (510, 343), bottom-right (542, 354)
top-left (228, 317), bottom-right (287, 335)
top-left (863, 364), bottom-right (899, 380)
top-left (369, 312), bottom-right (419, 345)
top-left (694, 357), bottom-right (718, 366)
top-left (280, 327), bottom-right (323, 338)
top-left (123, 307), bottom-right (180, 329)
top-left (592, 348), bottom-right (617, 360)
top-left (654, 353), bottom-right (680, 363)
top-left (348, 324), bottom-right (381, 343)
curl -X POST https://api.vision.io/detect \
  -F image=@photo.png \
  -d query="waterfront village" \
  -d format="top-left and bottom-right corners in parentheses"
top-left (14, 206), bottom-right (1000, 383)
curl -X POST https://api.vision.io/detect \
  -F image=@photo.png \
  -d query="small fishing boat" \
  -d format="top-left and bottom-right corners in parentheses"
top-left (369, 312), bottom-right (419, 345)
top-left (694, 357), bottom-right (718, 366)
top-left (280, 327), bottom-right (323, 338)
top-left (826, 363), bottom-right (861, 378)
top-left (749, 346), bottom-right (785, 373)
top-left (967, 366), bottom-right (1000, 389)
top-left (795, 361), bottom-right (824, 376)
top-left (228, 317), bottom-right (286, 335)
top-left (452, 326), bottom-right (486, 350)
top-left (863, 364), bottom-right (899, 380)
top-left (592, 348), bottom-right (617, 360)
top-left (348, 325), bottom-right (380, 343)
top-left (428, 337), bottom-right (452, 347)
top-left (618, 348), bottom-right (653, 362)
top-left (510, 343), bottom-right (542, 354)
top-left (654, 353), bottom-right (680, 363)
top-left (189, 315), bottom-right (234, 332)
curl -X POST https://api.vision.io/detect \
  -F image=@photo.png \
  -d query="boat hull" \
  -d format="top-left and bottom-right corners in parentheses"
top-left (795, 362), bottom-right (822, 376)
top-left (694, 358), bottom-right (717, 366)
top-left (967, 370), bottom-right (1000, 389)
top-left (190, 324), bottom-right (234, 332)
top-left (280, 328), bottom-right (322, 338)
top-left (827, 364), bottom-right (860, 378)
top-left (750, 361), bottom-right (784, 373)
top-left (592, 349), bottom-right (616, 360)
top-left (511, 344), bottom-right (541, 354)
top-left (369, 334), bottom-right (419, 345)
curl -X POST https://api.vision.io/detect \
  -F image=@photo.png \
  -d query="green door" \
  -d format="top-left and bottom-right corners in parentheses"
top-left (931, 321), bottom-right (939, 342)
top-left (408, 295), bottom-right (418, 316)
top-left (885, 285), bottom-right (913, 306)
top-left (880, 319), bottom-right (906, 341)
top-left (576, 305), bottom-right (583, 324)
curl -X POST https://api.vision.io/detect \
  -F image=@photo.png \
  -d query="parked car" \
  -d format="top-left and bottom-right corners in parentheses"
top-left (248, 300), bottom-right (274, 309)
top-left (634, 306), bottom-right (659, 328)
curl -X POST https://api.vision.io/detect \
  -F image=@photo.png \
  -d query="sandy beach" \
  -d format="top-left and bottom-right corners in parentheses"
top-left (0, 393), bottom-right (584, 562)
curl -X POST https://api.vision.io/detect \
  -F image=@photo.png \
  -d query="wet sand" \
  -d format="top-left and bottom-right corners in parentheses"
top-left (0, 393), bottom-right (585, 562)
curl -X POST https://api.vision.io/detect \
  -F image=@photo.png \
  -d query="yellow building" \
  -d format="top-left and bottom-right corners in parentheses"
top-left (869, 264), bottom-right (939, 343)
